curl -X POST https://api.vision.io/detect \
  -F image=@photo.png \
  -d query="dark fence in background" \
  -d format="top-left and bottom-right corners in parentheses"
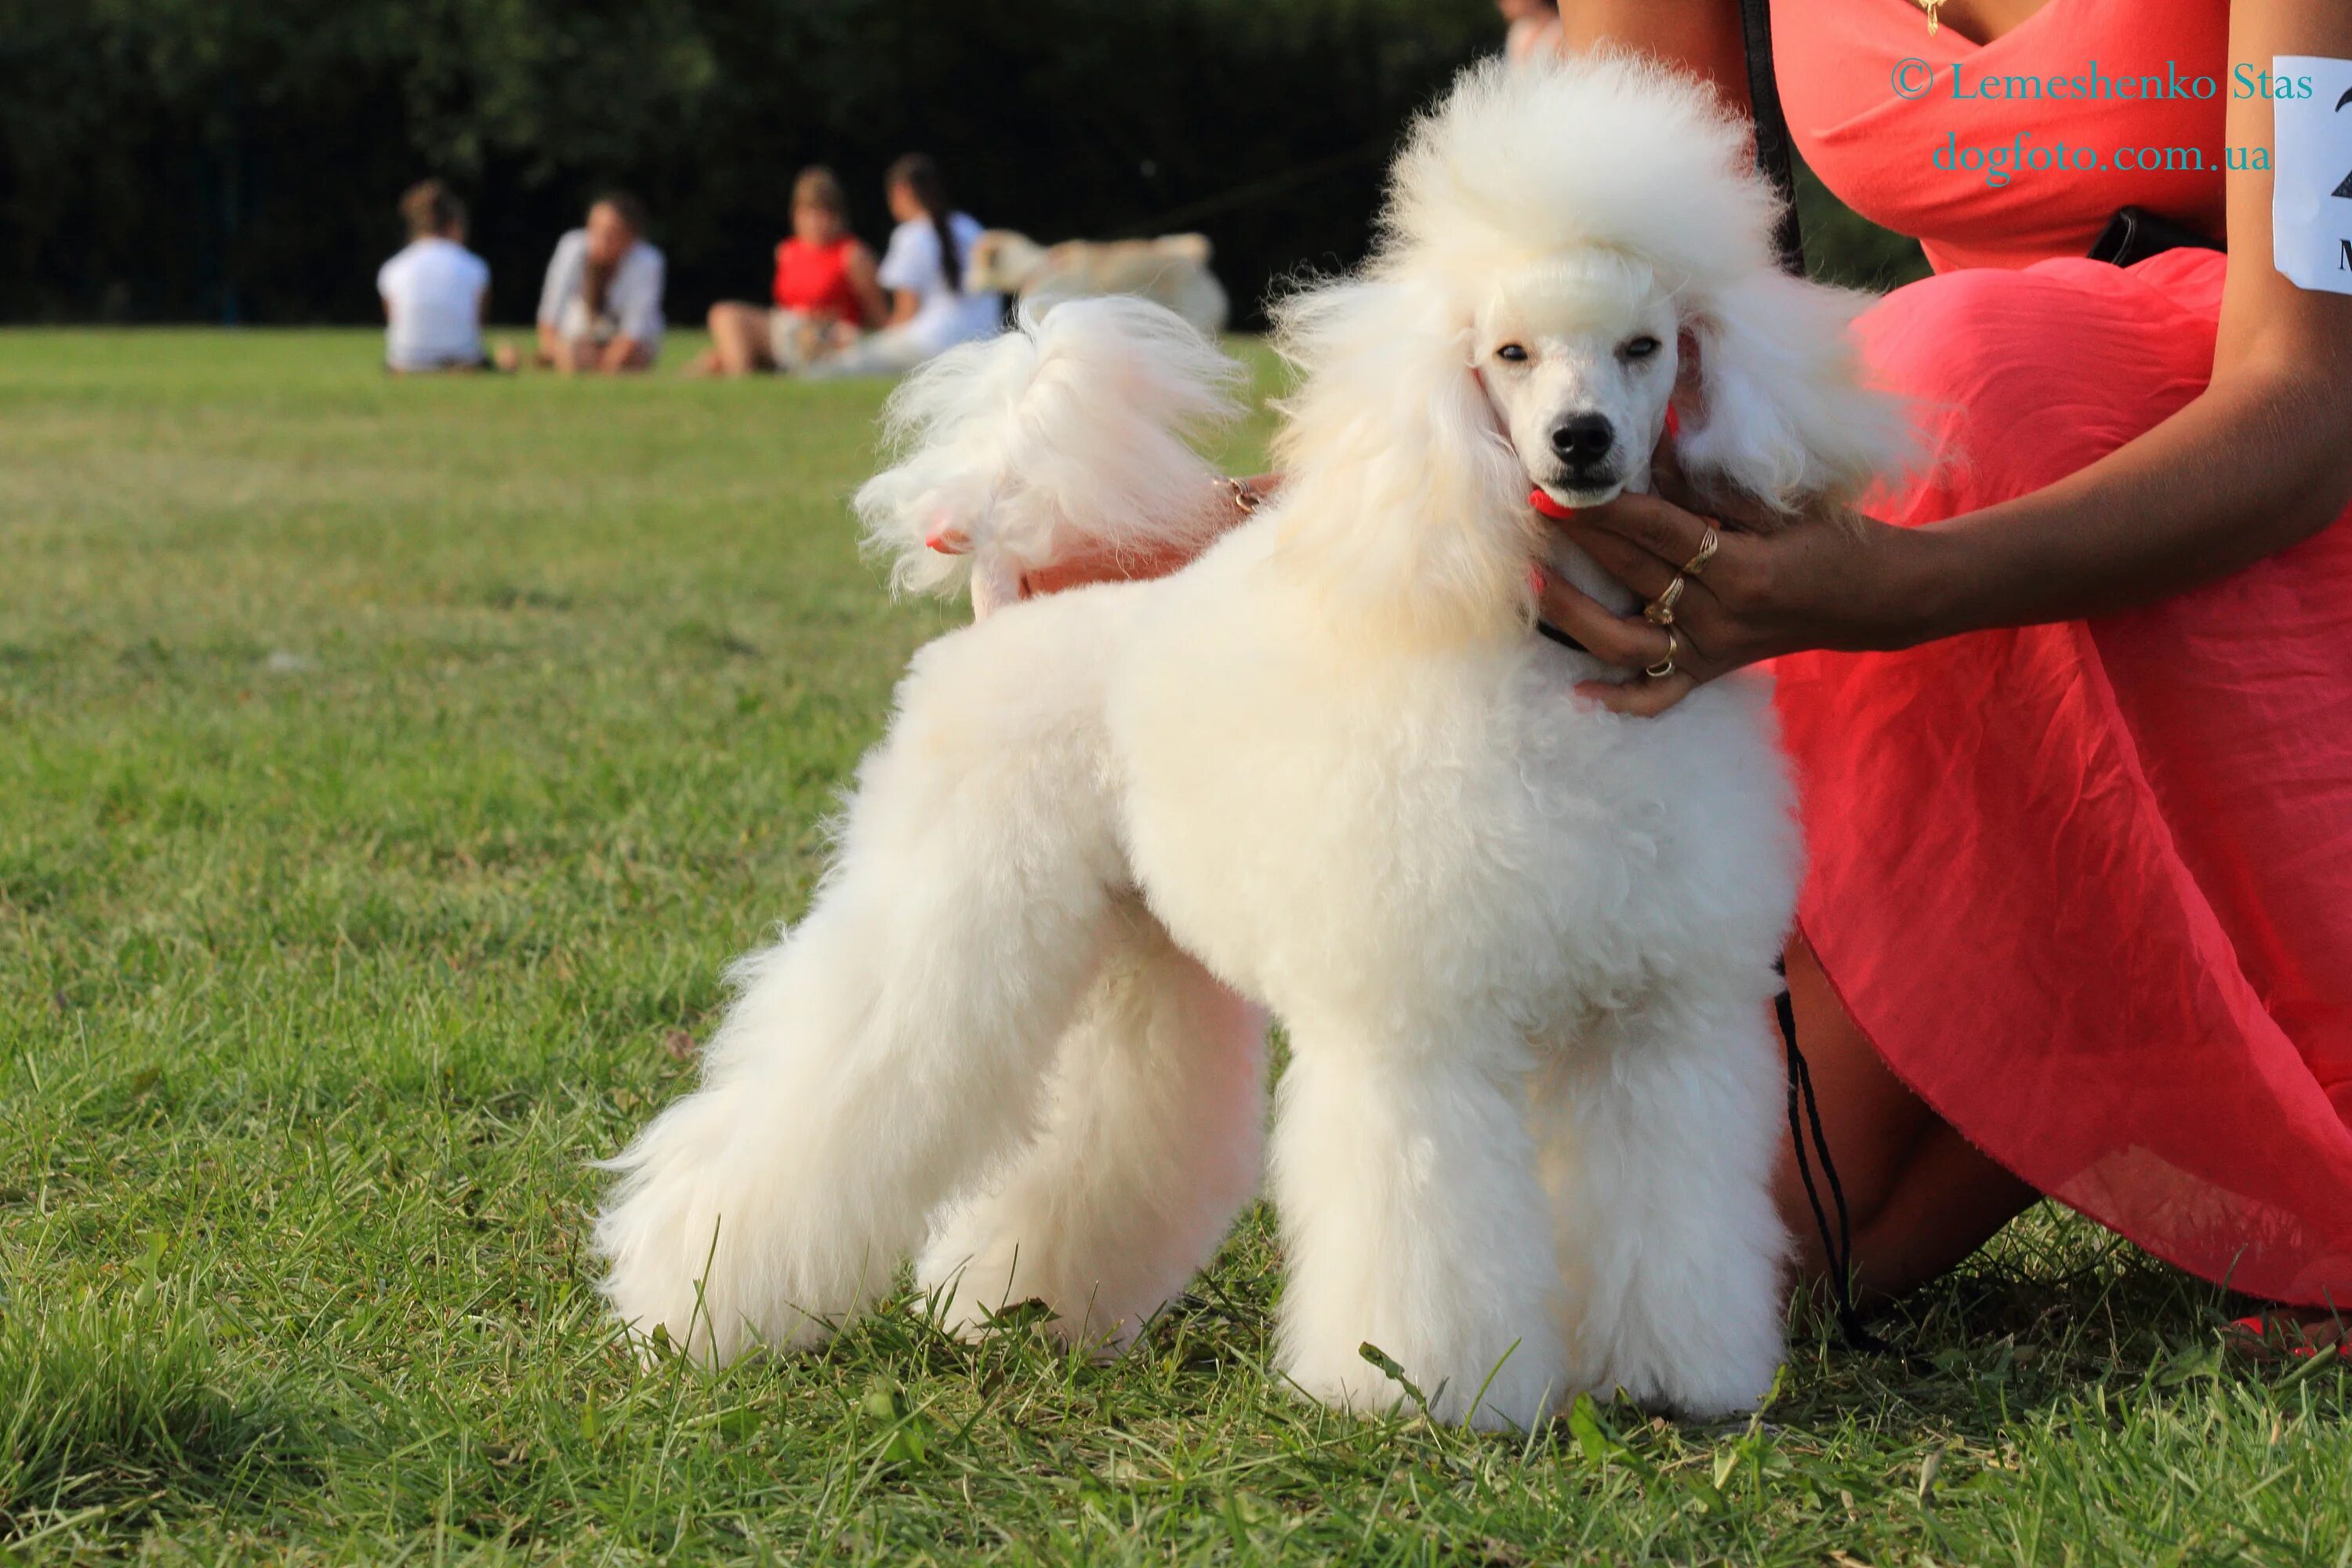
top-left (0, 0), bottom-right (1499, 328)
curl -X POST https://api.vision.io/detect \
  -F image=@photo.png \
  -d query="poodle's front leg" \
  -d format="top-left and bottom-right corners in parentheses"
top-left (1270, 1026), bottom-right (1565, 1431)
top-left (1547, 985), bottom-right (1789, 1418)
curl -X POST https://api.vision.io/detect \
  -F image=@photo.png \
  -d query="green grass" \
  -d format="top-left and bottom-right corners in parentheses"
top-left (1, 328), bottom-right (2345, 1566)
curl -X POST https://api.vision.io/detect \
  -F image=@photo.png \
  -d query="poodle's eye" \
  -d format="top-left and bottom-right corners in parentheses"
top-left (1494, 343), bottom-right (1529, 364)
top-left (1621, 336), bottom-right (1662, 362)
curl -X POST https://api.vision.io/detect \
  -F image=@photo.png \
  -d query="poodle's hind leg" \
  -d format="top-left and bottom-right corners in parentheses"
top-left (1548, 985), bottom-right (1791, 1418)
top-left (592, 637), bottom-right (1127, 1365)
top-left (1270, 1024), bottom-right (1567, 1431)
top-left (917, 902), bottom-right (1267, 1350)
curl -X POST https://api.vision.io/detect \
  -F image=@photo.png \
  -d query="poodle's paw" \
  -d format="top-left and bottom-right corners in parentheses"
top-left (1606, 1336), bottom-right (1784, 1421)
top-left (1589, 1246), bottom-right (1788, 1419)
top-left (595, 1186), bottom-right (844, 1366)
top-left (593, 1095), bottom-right (870, 1365)
top-left (601, 1234), bottom-right (859, 1368)
top-left (913, 1227), bottom-right (1041, 1342)
top-left (1280, 1333), bottom-right (1565, 1432)
top-left (913, 1221), bottom-right (1149, 1353)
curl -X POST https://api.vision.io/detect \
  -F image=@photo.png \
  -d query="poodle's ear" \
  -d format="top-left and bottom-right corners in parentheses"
top-left (1677, 270), bottom-right (1915, 512)
top-left (1269, 276), bottom-right (1532, 642)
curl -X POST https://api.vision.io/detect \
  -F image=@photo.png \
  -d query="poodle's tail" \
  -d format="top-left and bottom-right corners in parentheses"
top-left (852, 295), bottom-right (1245, 616)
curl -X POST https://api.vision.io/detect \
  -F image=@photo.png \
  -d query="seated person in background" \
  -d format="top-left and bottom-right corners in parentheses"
top-left (697, 167), bottom-right (887, 376)
top-left (378, 180), bottom-right (514, 372)
top-left (803, 154), bottom-right (1001, 378)
top-left (535, 193), bottom-right (666, 373)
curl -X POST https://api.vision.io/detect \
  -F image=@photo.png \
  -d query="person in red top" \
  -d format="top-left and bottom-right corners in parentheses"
top-left (699, 166), bottom-right (889, 376)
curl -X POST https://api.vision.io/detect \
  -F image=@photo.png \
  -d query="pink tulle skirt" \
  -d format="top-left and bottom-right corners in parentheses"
top-left (1777, 249), bottom-right (2352, 1304)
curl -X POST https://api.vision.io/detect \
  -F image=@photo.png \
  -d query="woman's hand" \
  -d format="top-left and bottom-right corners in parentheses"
top-left (1535, 447), bottom-right (1942, 716)
top-left (1014, 474), bottom-right (1278, 599)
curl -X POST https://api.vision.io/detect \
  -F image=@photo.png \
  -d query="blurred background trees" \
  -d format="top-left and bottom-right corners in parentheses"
top-left (0, 0), bottom-right (1921, 328)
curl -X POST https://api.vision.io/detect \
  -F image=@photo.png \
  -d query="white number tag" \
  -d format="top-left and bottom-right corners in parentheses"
top-left (2272, 56), bottom-right (2352, 295)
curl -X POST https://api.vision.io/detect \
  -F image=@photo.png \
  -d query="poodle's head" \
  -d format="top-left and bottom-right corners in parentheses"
top-left (1270, 53), bottom-right (1913, 641)
top-left (1472, 249), bottom-right (1683, 510)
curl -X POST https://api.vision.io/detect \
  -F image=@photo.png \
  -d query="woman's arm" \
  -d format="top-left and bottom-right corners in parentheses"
top-left (846, 244), bottom-right (891, 328)
top-left (1013, 475), bottom-right (1282, 598)
top-left (1554, 0), bottom-right (1746, 103)
top-left (1542, 0), bottom-right (2352, 714)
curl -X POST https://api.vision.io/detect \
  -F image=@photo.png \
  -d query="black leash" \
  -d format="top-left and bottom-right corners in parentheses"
top-left (1775, 960), bottom-right (1892, 1353)
top-left (1740, 0), bottom-right (1889, 1357)
top-left (1535, 619), bottom-right (1589, 654)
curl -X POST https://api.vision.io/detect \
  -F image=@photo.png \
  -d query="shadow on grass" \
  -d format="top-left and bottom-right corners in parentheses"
top-left (0, 1282), bottom-right (325, 1546)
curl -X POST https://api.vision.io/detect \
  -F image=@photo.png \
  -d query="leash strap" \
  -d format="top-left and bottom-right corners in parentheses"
top-left (1742, 0), bottom-right (1890, 1356)
top-left (1776, 964), bottom-right (1892, 1353)
top-left (1737, 0), bottom-right (1807, 275)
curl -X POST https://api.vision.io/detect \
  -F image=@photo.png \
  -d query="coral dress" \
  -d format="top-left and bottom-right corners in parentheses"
top-left (1771, 0), bottom-right (2352, 1303)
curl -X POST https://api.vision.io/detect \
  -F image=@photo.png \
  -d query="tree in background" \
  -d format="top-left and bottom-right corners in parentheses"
top-left (0, 0), bottom-right (1918, 327)
top-left (0, 0), bottom-right (1494, 327)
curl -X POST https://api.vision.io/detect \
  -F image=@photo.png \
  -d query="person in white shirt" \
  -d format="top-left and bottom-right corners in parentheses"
top-left (803, 154), bottom-right (1001, 378)
top-left (534, 193), bottom-right (666, 373)
top-left (378, 181), bottom-right (509, 372)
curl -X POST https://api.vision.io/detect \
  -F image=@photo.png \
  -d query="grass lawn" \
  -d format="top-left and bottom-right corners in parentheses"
top-left (1, 328), bottom-right (2345, 1566)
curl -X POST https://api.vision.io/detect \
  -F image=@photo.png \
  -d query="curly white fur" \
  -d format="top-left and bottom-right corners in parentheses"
top-left (597, 53), bottom-right (1915, 1429)
top-left (854, 296), bottom-right (1243, 616)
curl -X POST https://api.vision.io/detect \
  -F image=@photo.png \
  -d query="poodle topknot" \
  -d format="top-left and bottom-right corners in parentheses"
top-left (1384, 52), bottom-right (1780, 299)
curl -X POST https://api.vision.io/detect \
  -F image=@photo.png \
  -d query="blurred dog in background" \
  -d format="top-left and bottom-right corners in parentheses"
top-left (965, 230), bottom-right (1229, 338)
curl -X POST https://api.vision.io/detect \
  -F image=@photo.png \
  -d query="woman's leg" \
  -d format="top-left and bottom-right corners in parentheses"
top-left (1775, 931), bottom-right (2038, 1304)
top-left (705, 303), bottom-right (773, 376)
top-left (803, 323), bottom-right (935, 379)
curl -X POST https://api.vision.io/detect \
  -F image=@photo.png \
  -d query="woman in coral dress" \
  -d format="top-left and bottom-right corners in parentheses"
top-left (1528, 0), bottom-right (2352, 1319)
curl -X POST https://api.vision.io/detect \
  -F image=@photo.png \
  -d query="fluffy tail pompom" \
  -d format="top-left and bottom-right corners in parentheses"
top-left (853, 296), bottom-right (1244, 616)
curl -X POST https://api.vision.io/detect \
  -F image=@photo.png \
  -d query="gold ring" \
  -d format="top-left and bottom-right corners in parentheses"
top-left (1646, 630), bottom-right (1680, 680)
top-left (1643, 572), bottom-right (1687, 626)
top-left (1681, 524), bottom-right (1721, 578)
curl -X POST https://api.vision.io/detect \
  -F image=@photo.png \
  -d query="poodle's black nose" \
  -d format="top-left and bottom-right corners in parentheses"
top-left (1551, 414), bottom-right (1615, 465)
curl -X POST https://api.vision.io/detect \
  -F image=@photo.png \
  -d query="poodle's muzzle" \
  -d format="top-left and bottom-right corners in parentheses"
top-left (1548, 412), bottom-right (1619, 492)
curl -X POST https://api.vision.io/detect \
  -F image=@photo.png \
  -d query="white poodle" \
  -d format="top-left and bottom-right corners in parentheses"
top-left (594, 53), bottom-right (1910, 1429)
